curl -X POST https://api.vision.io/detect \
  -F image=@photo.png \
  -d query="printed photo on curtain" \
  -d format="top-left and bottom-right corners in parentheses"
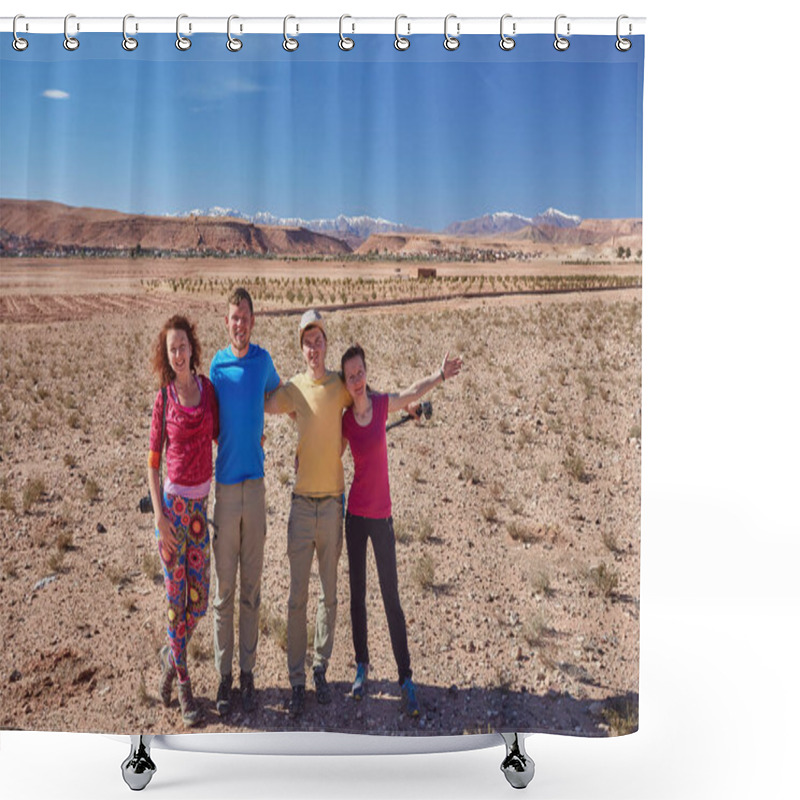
top-left (0, 27), bottom-right (643, 739)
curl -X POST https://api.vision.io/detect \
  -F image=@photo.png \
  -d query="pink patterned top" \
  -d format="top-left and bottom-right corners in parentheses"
top-left (148, 375), bottom-right (219, 499)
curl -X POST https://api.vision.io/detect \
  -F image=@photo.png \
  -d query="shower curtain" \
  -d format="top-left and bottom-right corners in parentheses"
top-left (0, 23), bottom-right (643, 739)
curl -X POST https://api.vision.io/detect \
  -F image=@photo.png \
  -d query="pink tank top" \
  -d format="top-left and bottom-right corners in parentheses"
top-left (342, 393), bottom-right (391, 518)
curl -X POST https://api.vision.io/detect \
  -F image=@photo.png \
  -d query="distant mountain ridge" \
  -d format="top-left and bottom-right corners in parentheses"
top-left (444, 208), bottom-right (582, 237)
top-left (176, 207), bottom-right (417, 247)
top-left (173, 206), bottom-right (582, 240)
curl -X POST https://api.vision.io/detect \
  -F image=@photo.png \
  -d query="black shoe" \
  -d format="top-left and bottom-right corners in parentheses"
top-left (216, 673), bottom-right (233, 717)
top-left (240, 670), bottom-right (256, 714)
top-left (288, 685), bottom-right (306, 719)
top-left (313, 666), bottom-right (332, 705)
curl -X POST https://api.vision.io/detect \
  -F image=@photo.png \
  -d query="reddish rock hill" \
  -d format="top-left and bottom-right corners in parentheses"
top-left (0, 199), bottom-right (351, 256)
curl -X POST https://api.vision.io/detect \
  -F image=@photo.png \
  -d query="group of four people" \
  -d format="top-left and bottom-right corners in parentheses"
top-left (147, 288), bottom-right (462, 727)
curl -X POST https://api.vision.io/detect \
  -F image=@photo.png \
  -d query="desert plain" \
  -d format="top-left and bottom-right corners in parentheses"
top-left (0, 255), bottom-right (641, 738)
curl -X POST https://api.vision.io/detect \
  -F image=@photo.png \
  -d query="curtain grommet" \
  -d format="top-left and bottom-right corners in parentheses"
top-left (63, 13), bottom-right (80, 51)
top-left (122, 14), bottom-right (138, 51)
top-left (12, 15), bottom-right (29, 51)
top-left (338, 14), bottom-right (355, 51)
top-left (176, 14), bottom-right (191, 51)
top-left (283, 15), bottom-right (299, 52)
top-left (554, 14), bottom-right (570, 51)
top-left (226, 15), bottom-right (243, 52)
top-left (394, 15), bottom-right (410, 51)
top-left (444, 14), bottom-right (460, 51)
top-left (616, 15), bottom-right (632, 51)
top-left (499, 14), bottom-right (516, 51)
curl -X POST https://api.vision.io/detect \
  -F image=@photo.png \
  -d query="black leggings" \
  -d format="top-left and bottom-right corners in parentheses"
top-left (345, 513), bottom-right (412, 685)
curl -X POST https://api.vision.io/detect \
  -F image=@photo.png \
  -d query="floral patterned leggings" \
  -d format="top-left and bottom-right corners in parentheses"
top-left (156, 493), bottom-right (211, 684)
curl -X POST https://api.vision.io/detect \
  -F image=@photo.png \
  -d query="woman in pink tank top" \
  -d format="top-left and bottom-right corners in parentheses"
top-left (340, 344), bottom-right (462, 717)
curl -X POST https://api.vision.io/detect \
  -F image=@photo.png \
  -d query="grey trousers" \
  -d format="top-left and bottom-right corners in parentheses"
top-left (286, 494), bottom-right (343, 687)
top-left (212, 479), bottom-right (266, 677)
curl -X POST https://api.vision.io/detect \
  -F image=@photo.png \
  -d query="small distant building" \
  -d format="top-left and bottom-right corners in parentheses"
top-left (417, 267), bottom-right (437, 279)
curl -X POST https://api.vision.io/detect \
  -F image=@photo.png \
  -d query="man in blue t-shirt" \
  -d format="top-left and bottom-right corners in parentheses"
top-left (209, 287), bottom-right (280, 716)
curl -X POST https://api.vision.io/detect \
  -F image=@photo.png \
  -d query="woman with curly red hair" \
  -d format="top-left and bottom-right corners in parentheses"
top-left (147, 315), bottom-right (218, 727)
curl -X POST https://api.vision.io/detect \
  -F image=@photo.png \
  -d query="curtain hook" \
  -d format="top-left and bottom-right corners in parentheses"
top-left (444, 14), bottom-right (460, 51)
top-left (499, 14), bottom-right (516, 51)
top-left (12, 14), bottom-right (29, 51)
top-left (227, 15), bottom-right (243, 51)
top-left (394, 15), bottom-right (410, 51)
top-left (339, 14), bottom-right (355, 51)
top-left (63, 13), bottom-right (79, 51)
top-left (283, 15), bottom-right (299, 51)
top-left (616, 14), bottom-right (632, 51)
top-left (176, 14), bottom-right (191, 51)
top-left (554, 14), bottom-right (570, 51)
top-left (122, 14), bottom-right (138, 51)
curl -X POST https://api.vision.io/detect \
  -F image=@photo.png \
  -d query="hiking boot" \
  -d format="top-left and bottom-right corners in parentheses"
top-left (177, 678), bottom-right (203, 728)
top-left (352, 662), bottom-right (369, 701)
top-left (240, 670), bottom-right (256, 714)
top-left (216, 673), bottom-right (233, 717)
top-left (288, 685), bottom-right (306, 719)
top-left (158, 645), bottom-right (176, 707)
top-left (313, 666), bottom-right (332, 705)
top-left (401, 677), bottom-right (420, 718)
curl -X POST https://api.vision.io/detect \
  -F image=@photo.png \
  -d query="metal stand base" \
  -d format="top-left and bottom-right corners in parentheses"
top-left (500, 733), bottom-right (535, 790)
top-left (121, 735), bottom-right (156, 791)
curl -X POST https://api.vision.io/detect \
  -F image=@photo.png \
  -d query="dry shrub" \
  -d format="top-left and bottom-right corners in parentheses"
top-left (413, 554), bottom-right (435, 592)
top-left (22, 476), bottom-right (46, 512)
top-left (589, 563), bottom-right (619, 598)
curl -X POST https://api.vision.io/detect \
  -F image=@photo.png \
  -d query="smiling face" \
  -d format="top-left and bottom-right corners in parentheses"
top-left (343, 353), bottom-right (367, 404)
top-left (301, 325), bottom-right (327, 379)
top-left (225, 301), bottom-right (255, 357)
top-left (166, 328), bottom-right (192, 381)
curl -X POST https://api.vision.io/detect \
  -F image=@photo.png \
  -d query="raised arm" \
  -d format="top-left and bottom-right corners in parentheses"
top-left (386, 352), bottom-right (463, 414)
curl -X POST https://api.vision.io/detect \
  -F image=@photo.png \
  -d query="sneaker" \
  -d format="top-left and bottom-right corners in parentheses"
top-left (401, 677), bottom-right (420, 718)
top-left (216, 673), bottom-right (233, 717)
top-left (288, 685), bottom-right (306, 719)
top-left (158, 645), bottom-right (176, 707)
top-left (313, 666), bottom-right (332, 705)
top-left (240, 670), bottom-right (256, 714)
top-left (352, 662), bottom-right (369, 700)
top-left (177, 678), bottom-right (203, 728)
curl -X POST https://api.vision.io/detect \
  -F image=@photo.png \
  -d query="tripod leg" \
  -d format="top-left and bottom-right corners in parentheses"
top-left (121, 735), bottom-right (156, 791)
top-left (499, 733), bottom-right (535, 789)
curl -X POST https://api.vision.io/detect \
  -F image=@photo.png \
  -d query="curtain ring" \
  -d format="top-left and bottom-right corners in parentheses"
top-left (227, 15), bottom-right (243, 51)
top-left (339, 15), bottom-right (355, 50)
top-left (554, 14), bottom-right (570, 51)
top-left (616, 15), bottom-right (632, 51)
top-left (12, 15), bottom-right (29, 51)
top-left (122, 14), bottom-right (138, 51)
top-left (283, 15), bottom-right (299, 51)
top-left (176, 14), bottom-right (191, 51)
top-left (394, 15), bottom-right (410, 51)
top-left (443, 14), bottom-right (460, 51)
top-left (499, 14), bottom-right (515, 51)
top-left (63, 13), bottom-right (79, 51)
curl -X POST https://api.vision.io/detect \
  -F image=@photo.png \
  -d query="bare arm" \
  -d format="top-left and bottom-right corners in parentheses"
top-left (147, 464), bottom-right (177, 557)
top-left (386, 352), bottom-right (463, 414)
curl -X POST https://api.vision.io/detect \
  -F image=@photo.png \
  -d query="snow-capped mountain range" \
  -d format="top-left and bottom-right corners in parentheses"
top-left (170, 206), bottom-right (582, 240)
top-left (444, 208), bottom-right (582, 237)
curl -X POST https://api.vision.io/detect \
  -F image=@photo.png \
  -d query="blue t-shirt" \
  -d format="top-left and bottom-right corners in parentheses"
top-left (210, 343), bottom-right (281, 485)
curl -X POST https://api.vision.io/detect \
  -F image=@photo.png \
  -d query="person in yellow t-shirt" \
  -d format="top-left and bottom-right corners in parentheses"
top-left (265, 309), bottom-right (352, 719)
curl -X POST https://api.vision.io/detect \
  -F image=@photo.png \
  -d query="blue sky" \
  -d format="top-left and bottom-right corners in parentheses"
top-left (0, 34), bottom-right (643, 230)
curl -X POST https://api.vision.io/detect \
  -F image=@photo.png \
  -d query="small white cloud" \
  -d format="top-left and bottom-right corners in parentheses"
top-left (42, 89), bottom-right (70, 100)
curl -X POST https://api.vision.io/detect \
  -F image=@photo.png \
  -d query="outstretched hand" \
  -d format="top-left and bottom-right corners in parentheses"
top-left (441, 352), bottom-right (463, 381)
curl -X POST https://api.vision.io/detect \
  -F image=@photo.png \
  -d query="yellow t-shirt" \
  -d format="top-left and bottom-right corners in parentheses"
top-left (271, 370), bottom-right (352, 497)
